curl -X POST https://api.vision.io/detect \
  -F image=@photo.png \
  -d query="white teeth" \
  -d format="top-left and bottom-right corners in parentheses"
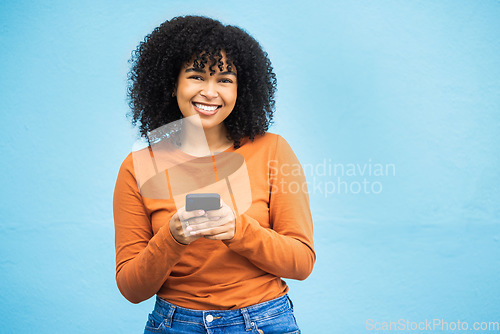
top-left (194, 103), bottom-right (219, 111)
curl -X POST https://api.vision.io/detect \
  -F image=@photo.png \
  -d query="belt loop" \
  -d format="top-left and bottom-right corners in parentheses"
top-left (240, 307), bottom-right (252, 331)
top-left (286, 295), bottom-right (294, 310)
top-left (164, 304), bottom-right (176, 328)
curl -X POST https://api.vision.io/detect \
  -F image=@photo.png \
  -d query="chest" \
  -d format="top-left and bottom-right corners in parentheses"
top-left (144, 151), bottom-right (273, 234)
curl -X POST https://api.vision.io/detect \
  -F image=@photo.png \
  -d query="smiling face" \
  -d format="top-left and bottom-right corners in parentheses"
top-left (175, 52), bottom-right (237, 132)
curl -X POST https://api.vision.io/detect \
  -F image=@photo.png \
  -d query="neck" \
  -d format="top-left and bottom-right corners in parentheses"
top-left (203, 124), bottom-right (232, 152)
top-left (178, 122), bottom-right (233, 156)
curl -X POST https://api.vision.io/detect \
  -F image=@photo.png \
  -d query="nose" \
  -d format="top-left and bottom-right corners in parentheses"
top-left (200, 79), bottom-right (218, 99)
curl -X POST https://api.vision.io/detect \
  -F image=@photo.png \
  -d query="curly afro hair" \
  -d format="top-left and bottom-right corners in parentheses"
top-left (127, 15), bottom-right (277, 148)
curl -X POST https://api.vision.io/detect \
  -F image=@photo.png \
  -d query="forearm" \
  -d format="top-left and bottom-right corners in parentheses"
top-left (223, 214), bottom-right (315, 280)
top-left (115, 223), bottom-right (186, 303)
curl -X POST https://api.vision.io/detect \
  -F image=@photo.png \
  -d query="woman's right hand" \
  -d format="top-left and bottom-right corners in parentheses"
top-left (169, 207), bottom-right (208, 245)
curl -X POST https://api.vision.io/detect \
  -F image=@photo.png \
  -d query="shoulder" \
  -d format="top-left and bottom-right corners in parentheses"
top-left (116, 147), bottom-right (150, 183)
top-left (237, 133), bottom-right (298, 164)
top-left (118, 152), bottom-right (135, 174)
top-left (241, 132), bottom-right (288, 149)
top-left (256, 132), bottom-right (294, 152)
top-left (114, 152), bottom-right (138, 190)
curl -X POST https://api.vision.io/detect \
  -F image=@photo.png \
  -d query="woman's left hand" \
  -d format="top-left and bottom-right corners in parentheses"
top-left (185, 199), bottom-right (236, 241)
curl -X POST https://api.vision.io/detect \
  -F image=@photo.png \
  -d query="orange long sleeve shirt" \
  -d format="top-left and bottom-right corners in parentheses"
top-left (113, 133), bottom-right (315, 310)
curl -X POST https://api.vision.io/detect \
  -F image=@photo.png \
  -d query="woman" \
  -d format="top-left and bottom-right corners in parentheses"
top-left (113, 15), bottom-right (315, 333)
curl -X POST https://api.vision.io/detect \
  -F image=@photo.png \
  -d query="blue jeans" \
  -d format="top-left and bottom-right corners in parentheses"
top-left (144, 294), bottom-right (301, 333)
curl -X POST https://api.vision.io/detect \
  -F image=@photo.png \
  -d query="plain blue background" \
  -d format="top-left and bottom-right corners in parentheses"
top-left (1, 1), bottom-right (499, 333)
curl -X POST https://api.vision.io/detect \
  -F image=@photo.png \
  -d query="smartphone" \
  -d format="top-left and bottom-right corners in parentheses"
top-left (185, 193), bottom-right (221, 211)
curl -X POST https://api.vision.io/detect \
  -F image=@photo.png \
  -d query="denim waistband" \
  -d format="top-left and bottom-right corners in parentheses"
top-left (153, 294), bottom-right (292, 330)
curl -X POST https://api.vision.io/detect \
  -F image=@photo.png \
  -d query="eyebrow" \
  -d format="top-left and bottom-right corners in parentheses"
top-left (185, 67), bottom-right (237, 76)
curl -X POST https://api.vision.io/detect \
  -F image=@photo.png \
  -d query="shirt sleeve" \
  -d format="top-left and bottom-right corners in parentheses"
top-left (113, 154), bottom-right (187, 304)
top-left (223, 135), bottom-right (316, 280)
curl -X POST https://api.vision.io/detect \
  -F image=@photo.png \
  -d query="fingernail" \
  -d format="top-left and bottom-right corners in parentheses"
top-left (197, 210), bottom-right (205, 215)
top-left (190, 231), bottom-right (198, 236)
top-left (186, 226), bottom-right (192, 231)
top-left (210, 216), bottom-right (221, 220)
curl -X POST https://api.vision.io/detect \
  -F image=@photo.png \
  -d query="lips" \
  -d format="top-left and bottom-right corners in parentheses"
top-left (193, 102), bottom-right (222, 116)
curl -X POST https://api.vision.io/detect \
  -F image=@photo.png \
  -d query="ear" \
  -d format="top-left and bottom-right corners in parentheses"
top-left (172, 81), bottom-right (178, 97)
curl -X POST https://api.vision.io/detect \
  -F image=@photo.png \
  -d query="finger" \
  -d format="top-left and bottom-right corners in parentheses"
top-left (179, 209), bottom-right (206, 221)
top-left (186, 215), bottom-right (211, 225)
top-left (198, 226), bottom-right (229, 238)
top-left (170, 212), bottom-right (202, 245)
top-left (186, 218), bottom-right (229, 233)
top-left (173, 212), bottom-right (187, 230)
top-left (202, 223), bottom-right (235, 240)
top-left (203, 232), bottom-right (233, 240)
top-left (205, 208), bottom-right (224, 218)
top-left (190, 220), bottom-right (234, 236)
top-left (205, 204), bottom-right (233, 219)
top-left (175, 220), bottom-right (184, 231)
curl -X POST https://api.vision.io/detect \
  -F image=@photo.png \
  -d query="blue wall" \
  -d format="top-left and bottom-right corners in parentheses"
top-left (1, 1), bottom-right (499, 333)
